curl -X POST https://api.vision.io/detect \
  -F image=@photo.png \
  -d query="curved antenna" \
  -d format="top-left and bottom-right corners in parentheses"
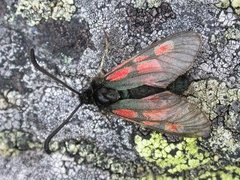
top-left (30, 49), bottom-right (81, 96)
top-left (30, 49), bottom-right (84, 154)
top-left (44, 103), bottom-right (82, 154)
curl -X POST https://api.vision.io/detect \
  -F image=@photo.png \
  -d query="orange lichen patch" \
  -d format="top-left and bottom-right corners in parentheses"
top-left (154, 41), bottom-right (174, 56)
top-left (112, 109), bottom-right (138, 119)
top-left (165, 123), bottom-right (182, 133)
top-left (143, 109), bottom-right (168, 121)
top-left (136, 59), bottom-right (161, 74)
top-left (133, 55), bottom-right (149, 62)
top-left (143, 121), bottom-right (159, 126)
top-left (106, 66), bottom-right (132, 81)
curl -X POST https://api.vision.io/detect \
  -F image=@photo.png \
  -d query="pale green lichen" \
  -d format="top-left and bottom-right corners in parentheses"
top-left (184, 79), bottom-right (240, 120)
top-left (0, 130), bottom-right (41, 156)
top-left (135, 133), bottom-right (210, 174)
top-left (232, 0), bottom-right (240, 9)
top-left (0, 90), bottom-right (22, 109)
top-left (208, 126), bottom-right (240, 158)
top-left (185, 80), bottom-right (240, 156)
top-left (197, 165), bottom-right (240, 179)
top-left (216, 0), bottom-right (240, 15)
top-left (137, 131), bottom-right (239, 178)
top-left (141, 174), bottom-right (184, 180)
top-left (185, 80), bottom-right (240, 154)
top-left (63, 140), bottom-right (146, 177)
top-left (215, 0), bottom-right (230, 9)
top-left (0, 131), bottom-right (17, 156)
top-left (225, 26), bottom-right (240, 40)
top-left (49, 141), bottom-right (60, 153)
top-left (141, 165), bottom-right (240, 179)
top-left (136, 79), bottom-right (240, 175)
top-left (65, 140), bottom-right (79, 155)
top-left (15, 0), bottom-right (76, 26)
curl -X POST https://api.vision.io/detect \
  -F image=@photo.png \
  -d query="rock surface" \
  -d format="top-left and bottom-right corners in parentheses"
top-left (0, 0), bottom-right (239, 179)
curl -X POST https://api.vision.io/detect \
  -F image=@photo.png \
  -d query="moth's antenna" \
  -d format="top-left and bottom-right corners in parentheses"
top-left (30, 49), bottom-right (81, 96)
top-left (44, 103), bottom-right (82, 154)
top-left (30, 49), bottom-right (83, 154)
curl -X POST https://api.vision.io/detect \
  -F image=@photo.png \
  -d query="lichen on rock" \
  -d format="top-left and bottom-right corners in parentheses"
top-left (15, 0), bottom-right (77, 26)
top-left (135, 133), bottom-right (210, 175)
top-left (216, 0), bottom-right (240, 15)
top-left (185, 79), bottom-right (240, 161)
top-left (135, 79), bottom-right (240, 177)
top-left (0, 0), bottom-right (239, 178)
top-left (185, 79), bottom-right (240, 121)
top-left (0, 130), bottom-right (41, 157)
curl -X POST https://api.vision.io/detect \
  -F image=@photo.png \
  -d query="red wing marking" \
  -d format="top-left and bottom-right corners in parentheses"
top-left (133, 55), bottom-right (149, 62)
top-left (106, 66), bottom-right (132, 81)
top-left (165, 123), bottom-right (182, 133)
top-left (112, 109), bottom-right (138, 119)
top-left (105, 58), bottom-right (133, 76)
top-left (136, 59), bottom-right (161, 74)
top-left (154, 40), bottom-right (174, 56)
top-left (143, 109), bottom-right (168, 121)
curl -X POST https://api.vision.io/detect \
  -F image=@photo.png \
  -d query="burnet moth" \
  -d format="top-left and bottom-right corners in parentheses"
top-left (30, 32), bottom-right (211, 154)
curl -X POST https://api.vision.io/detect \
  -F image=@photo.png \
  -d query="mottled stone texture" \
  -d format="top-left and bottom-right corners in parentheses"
top-left (0, 0), bottom-right (239, 179)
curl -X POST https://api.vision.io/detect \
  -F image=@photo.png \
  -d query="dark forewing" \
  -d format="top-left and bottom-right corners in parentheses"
top-left (104, 32), bottom-right (201, 90)
top-left (110, 91), bottom-right (210, 137)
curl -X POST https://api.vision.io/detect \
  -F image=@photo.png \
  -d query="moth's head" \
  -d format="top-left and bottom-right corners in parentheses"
top-left (79, 88), bottom-right (94, 105)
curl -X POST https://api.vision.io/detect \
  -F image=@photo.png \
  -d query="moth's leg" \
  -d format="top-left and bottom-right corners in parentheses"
top-left (97, 30), bottom-right (109, 76)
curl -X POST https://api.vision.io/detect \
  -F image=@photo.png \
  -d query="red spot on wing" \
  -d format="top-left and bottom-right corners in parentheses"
top-left (143, 109), bottom-right (168, 121)
top-left (105, 58), bottom-right (133, 76)
top-left (136, 59), bottom-right (161, 74)
top-left (165, 123), bottom-right (182, 133)
top-left (106, 67), bottom-right (132, 81)
top-left (154, 41), bottom-right (174, 56)
top-left (112, 109), bottom-right (138, 119)
top-left (134, 55), bottom-right (149, 62)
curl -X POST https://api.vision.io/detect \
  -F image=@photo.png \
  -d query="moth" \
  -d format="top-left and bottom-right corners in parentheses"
top-left (30, 32), bottom-right (211, 154)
